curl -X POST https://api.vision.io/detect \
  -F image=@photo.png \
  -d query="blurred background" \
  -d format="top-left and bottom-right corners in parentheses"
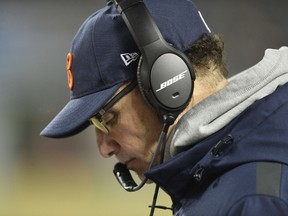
top-left (0, 0), bottom-right (287, 215)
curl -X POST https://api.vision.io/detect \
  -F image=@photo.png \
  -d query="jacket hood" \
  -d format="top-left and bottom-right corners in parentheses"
top-left (166, 46), bottom-right (288, 158)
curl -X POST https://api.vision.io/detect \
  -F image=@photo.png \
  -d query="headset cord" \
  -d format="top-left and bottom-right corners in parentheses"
top-left (148, 121), bottom-right (171, 216)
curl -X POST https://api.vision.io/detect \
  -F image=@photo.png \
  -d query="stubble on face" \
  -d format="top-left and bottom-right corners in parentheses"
top-left (117, 87), bottom-right (163, 179)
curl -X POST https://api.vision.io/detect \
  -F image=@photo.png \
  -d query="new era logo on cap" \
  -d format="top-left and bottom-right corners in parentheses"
top-left (120, 52), bottom-right (139, 66)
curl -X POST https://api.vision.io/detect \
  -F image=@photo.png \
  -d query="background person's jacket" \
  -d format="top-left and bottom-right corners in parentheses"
top-left (146, 47), bottom-right (288, 215)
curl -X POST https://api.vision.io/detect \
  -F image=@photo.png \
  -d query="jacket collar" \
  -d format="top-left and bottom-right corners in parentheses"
top-left (146, 83), bottom-right (288, 203)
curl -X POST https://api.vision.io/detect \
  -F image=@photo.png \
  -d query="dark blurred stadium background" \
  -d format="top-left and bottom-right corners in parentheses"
top-left (0, 0), bottom-right (287, 215)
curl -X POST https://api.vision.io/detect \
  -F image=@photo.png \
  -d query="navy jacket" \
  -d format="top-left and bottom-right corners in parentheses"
top-left (146, 83), bottom-right (288, 215)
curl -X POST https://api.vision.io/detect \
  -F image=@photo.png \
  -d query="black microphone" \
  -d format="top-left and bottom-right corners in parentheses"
top-left (113, 162), bottom-right (148, 192)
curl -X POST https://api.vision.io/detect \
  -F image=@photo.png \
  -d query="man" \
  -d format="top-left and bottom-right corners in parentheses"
top-left (41, 0), bottom-right (288, 215)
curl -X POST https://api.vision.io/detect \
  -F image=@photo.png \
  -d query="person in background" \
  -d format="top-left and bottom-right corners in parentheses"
top-left (41, 0), bottom-right (288, 215)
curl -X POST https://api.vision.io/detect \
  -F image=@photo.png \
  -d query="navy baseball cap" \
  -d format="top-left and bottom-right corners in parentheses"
top-left (40, 0), bottom-right (210, 138)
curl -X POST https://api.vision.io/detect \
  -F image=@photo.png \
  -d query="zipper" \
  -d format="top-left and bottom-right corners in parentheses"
top-left (192, 135), bottom-right (233, 182)
top-left (193, 166), bottom-right (205, 182)
top-left (211, 134), bottom-right (233, 157)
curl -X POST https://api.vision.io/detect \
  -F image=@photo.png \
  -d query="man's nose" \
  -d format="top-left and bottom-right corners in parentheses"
top-left (96, 131), bottom-right (120, 158)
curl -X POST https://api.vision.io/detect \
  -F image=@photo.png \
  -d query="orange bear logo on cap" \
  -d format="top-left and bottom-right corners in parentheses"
top-left (66, 52), bottom-right (74, 90)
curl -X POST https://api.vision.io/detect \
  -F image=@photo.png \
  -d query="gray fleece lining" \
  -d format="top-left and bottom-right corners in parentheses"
top-left (165, 47), bottom-right (288, 159)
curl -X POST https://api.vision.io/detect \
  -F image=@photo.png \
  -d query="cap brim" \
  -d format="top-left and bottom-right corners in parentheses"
top-left (40, 83), bottom-right (122, 138)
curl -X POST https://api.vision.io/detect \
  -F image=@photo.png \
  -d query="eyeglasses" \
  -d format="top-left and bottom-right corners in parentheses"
top-left (90, 80), bottom-right (137, 134)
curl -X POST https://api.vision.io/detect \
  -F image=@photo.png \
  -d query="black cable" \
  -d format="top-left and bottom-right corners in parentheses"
top-left (149, 184), bottom-right (160, 216)
top-left (148, 121), bottom-right (170, 216)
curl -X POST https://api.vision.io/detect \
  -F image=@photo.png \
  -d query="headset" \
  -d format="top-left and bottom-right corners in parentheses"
top-left (111, 0), bottom-right (194, 198)
top-left (112, 0), bottom-right (195, 123)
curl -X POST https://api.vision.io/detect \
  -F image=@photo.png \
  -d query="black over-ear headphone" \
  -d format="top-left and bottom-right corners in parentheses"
top-left (112, 0), bottom-right (195, 124)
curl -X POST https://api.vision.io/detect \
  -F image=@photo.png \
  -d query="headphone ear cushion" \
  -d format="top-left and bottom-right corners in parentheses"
top-left (137, 56), bottom-right (157, 111)
top-left (136, 55), bottom-right (145, 97)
